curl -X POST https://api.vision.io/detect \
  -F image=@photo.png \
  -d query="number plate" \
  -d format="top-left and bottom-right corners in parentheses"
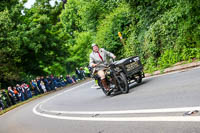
top-left (126, 62), bottom-right (139, 71)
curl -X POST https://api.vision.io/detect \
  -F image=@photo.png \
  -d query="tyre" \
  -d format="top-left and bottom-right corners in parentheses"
top-left (135, 71), bottom-right (142, 83)
top-left (98, 79), bottom-right (110, 96)
top-left (117, 72), bottom-right (129, 94)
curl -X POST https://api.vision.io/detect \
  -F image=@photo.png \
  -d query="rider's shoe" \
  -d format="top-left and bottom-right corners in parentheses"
top-left (106, 91), bottom-right (109, 95)
top-left (106, 89), bottom-right (112, 95)
top-left (110, 91), bottom-right (116, 95)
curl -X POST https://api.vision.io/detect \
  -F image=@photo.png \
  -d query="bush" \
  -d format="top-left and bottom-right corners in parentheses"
top-left (96, 3), bottom-right (133, 58)
top-left (158, 49), bottom-right (180, 69)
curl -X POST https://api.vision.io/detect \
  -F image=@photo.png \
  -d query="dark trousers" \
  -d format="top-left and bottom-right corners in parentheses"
top-left (45, 85), bottom-right (51, 91)
top-left (34, 87), bottom-right (40, 95)
top-left (20, 92), bottom-right (25, 101)
top-left (9, 96), bottom-right (16, 105)
top-left (0, 100), bottom-right (4, 109)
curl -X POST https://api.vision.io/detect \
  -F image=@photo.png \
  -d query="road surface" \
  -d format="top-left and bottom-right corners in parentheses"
top-left (0, 67), bottom-right (200, 133)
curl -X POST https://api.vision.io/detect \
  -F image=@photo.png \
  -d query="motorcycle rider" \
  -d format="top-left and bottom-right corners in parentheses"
top-left (89, 43), bottom-right (116, 93)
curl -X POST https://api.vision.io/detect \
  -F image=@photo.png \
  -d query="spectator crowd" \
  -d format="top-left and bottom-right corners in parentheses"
top-left (0, 66), bottom-right (91, 111)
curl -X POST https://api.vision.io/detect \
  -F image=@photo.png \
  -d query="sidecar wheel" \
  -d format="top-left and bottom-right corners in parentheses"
top-left (135, 72), bottom-right (142, 83)
top-left (117, 72), bottom-right (129, 94)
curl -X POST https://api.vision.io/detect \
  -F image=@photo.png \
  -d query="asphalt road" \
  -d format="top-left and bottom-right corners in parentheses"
top-left (0, 67), bottom-right (200, 133)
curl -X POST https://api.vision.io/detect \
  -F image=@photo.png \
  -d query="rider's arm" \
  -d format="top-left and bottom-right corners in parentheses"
top-left (89, 54), bottom-right (97, 67)
top-left (102, 48), bottom-right (116, 59)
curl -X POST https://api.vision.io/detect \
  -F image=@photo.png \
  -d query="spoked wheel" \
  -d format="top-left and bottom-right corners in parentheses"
top-left (135, 71), bottom-right (142, 83)
top-left (101, 86), bottom-right (110, 96)
top-left (98, 79), bottom-right (110, 96)
top-left (117, 72), bottom-right (129, 94)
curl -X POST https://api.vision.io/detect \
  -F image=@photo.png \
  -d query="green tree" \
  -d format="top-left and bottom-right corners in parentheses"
top-left (1, 0), bottom-right (200, 88)
top-left (18, 0), bottom-right (67, 76)
top-left (96, 3), bottom-right (133, 58)
top-left (0, 10), bottom-right (23, 87)
top-left (65, 31), bottom-right (93, 72)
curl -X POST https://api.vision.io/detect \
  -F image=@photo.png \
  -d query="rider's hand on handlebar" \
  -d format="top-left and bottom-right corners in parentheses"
top-left (92, 64), bottom-right (97, 67)
top-left (112, 55), bottom-right (116, 59)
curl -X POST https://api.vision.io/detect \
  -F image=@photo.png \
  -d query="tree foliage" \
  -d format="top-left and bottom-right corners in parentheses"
top-left (0, 0), bottom-right (200, 88)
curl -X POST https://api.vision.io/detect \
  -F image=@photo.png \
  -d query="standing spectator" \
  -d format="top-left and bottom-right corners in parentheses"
top-left (16, 84), bottom-right (25, 101)
top-left (13, 87), bottom-right (20, 102)
top-left (24, 83), bottom-right (32, 99)
top-left (8, 87), bottom-right (16, 105)
top-left (21, 84), bottom-right (28, 100)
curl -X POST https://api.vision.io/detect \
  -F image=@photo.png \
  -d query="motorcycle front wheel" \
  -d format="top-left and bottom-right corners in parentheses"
top-left (98, 78), bottom-right (110, 96)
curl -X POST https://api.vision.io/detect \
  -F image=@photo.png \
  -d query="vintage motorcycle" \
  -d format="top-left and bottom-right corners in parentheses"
top-left (92, 56), bottom-right (145, 96)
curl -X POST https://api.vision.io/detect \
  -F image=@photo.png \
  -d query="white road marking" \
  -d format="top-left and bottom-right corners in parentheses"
top-left (33, 82), bottom-right (200, 122)
top-left (38, 106), bottom-right (200, 115)
top-left (33, 107), bottom-right (200, 122)
top-left (33, 67), bottom-right (200, 122)
top-left (38, 80), bottom-right (94, 105)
